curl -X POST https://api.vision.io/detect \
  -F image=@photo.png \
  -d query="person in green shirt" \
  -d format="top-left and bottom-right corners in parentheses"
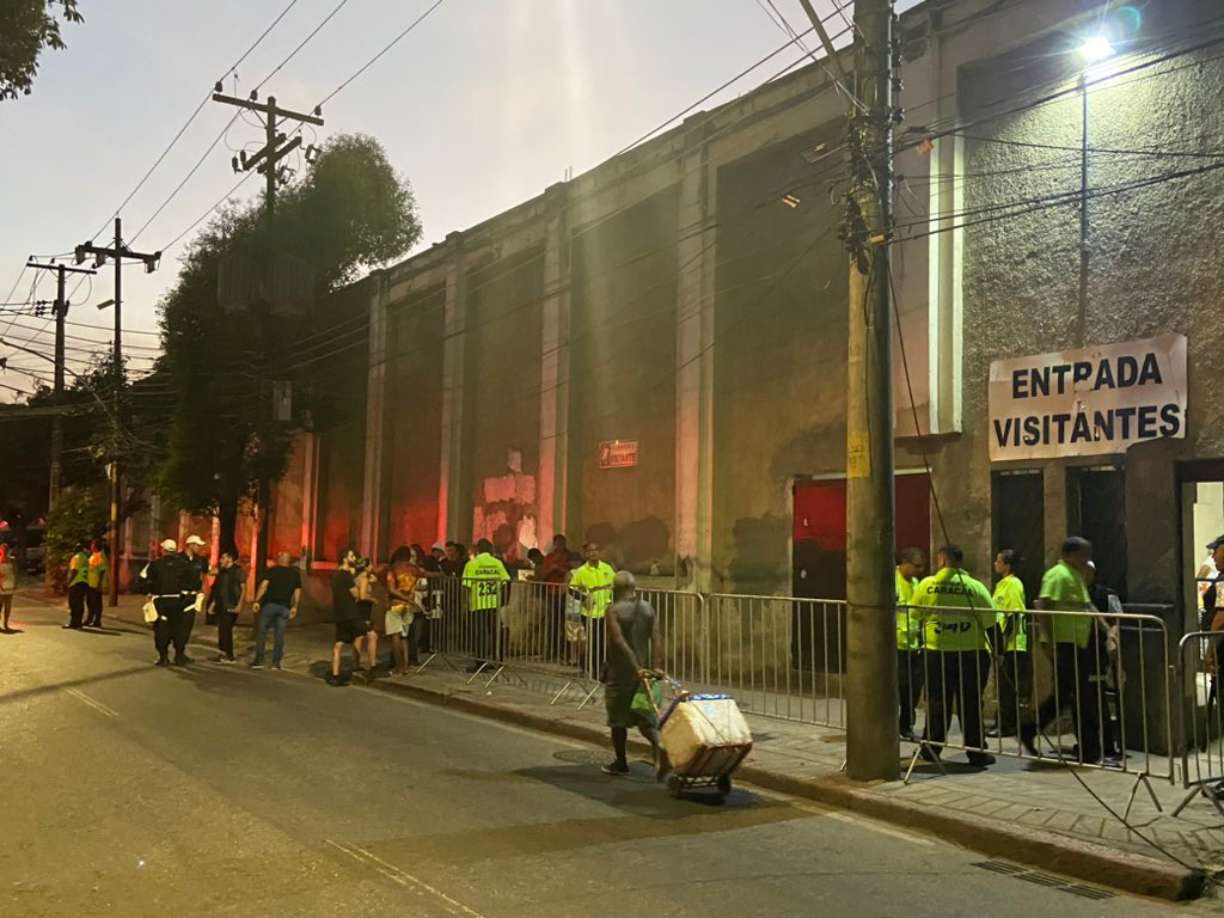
top-left (568, 542), bottom-right (616, 677)
top-left (895, 546), bottom-right (927, 741)
top-left (911, 544), bottom-right (996, 766)
top-left (989, 549), bottom-right (1028, 738)
top-left (462, 539), bottom-right (510, 672)
top-left (1022, 536), bottom-right (1102, 763)
top-left (64, 542), bottom-right (90, 630)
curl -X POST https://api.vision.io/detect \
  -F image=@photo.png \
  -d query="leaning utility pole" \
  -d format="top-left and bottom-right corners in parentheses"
top-left (26, 258), bottom-right (96, 517)
top-left (842, 0), bottom-right (899, 781)
top-left (212, 89), bottom-right (323, 582)
top-left (75, 220), bottom-right (161, 606)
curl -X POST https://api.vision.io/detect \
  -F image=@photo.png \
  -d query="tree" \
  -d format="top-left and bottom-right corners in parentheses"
top-left (157, 133), bottom-right (422, 553)
top-left (44, 483), bottom-right (106, 593)
top-left (1, 1), bottom-right (83, 101)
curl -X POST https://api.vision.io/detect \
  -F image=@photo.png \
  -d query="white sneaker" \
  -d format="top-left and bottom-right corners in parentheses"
top-left (251, 662), bottom-right (264, 670)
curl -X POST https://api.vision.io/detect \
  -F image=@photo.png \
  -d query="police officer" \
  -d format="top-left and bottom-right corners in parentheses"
top-left (142, 539), bottom-right (191, 667)
top-left (911, 544), bottom-right (997, 766)
top-left (179, 535), bottom-right (210, 663)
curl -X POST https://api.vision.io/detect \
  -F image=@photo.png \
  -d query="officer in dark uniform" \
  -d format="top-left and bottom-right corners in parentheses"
top-left (142, 539), bottom-right (192, 666)
top-left (179, 535), bottom-right (211, 664)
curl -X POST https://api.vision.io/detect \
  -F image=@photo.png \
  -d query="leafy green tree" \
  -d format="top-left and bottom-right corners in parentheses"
top-left (44, 483), bottom-right (106, 593)
top-left (1, 1), bottom-right (83, 101)
top-left (157, 133), bottom-right (421, 552)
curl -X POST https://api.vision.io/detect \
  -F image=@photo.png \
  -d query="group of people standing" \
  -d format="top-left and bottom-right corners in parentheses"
top-left (895, 536), bottom-right (1124, 768)
top-left (63, 541), bottom-right (110, 630)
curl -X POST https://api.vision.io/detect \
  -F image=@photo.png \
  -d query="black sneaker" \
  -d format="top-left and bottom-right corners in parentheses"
top-left (173, 657), bottom-right (188, 667)
top-left (967, 752), bottom-right (996, 767)
top-left (919, 745), bottom-right (941, 764)
top-left (601, 761), bottom-right (630, 776)
top-left (155, 658), bottom-right (170, 667)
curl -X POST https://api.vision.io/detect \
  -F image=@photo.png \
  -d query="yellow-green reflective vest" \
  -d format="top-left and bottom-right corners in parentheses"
top-left (912, 567), bottom-right (995, 652)
top-left (992, 574), bottom-right (1027, 652)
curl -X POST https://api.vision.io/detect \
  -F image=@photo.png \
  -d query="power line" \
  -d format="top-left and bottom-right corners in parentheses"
top-left (88, 0), bottom-right (306, 243)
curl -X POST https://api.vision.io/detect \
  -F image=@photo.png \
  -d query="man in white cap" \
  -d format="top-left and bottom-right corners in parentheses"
top-left (141, 539), bottom-right (192, 666)
top-left (179, 535), bottom-right (211, 663)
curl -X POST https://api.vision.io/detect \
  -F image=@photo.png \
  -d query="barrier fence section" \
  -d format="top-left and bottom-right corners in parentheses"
top-left (404, 575), bottom-right (1174, 800)
top-left (898, 604), bottom-right (1172, 807)
top-left (703, 593), bottom-right (847, 728)
top-left (1176, 631), bottom-right (1224, 816)
top-left (415, 576), bottom-right (707, 704)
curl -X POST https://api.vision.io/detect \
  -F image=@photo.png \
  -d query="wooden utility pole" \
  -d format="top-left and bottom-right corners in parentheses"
top-left (75, 220), bottom-right (161, 606)
top-left (843, 0), bottom-right (899, 781)
top-left (212, 90), bottom-right (323, 581)
top-left (25, 259), bottom-right (96, 517)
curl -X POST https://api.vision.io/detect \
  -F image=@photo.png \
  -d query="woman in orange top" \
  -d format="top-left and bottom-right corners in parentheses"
top-left (385, 545), bottom-right (420, 675)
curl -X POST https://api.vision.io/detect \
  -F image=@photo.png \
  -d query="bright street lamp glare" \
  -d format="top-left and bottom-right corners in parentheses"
top-left (1078, 35), bottom-right (1115, 64)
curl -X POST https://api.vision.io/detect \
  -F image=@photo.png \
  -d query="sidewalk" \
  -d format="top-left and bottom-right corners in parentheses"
top-left (89, 592), bottom-right (1216, 901)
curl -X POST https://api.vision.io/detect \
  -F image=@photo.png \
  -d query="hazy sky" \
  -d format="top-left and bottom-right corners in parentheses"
top-left (0, 0), bottom-right (876, 400)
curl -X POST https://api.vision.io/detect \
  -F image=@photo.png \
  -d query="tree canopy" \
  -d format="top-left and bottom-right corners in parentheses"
top-left (157, 132), bottom-right (421, 551)
top-left (1, 1), bottom-right (82, 101)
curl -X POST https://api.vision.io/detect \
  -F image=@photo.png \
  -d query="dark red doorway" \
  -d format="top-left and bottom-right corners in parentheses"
top-left (792, 472), bottom-right (932, 600)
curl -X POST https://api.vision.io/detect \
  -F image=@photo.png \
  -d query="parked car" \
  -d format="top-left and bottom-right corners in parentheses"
top-left (22, 528), bottom-right (45, 575)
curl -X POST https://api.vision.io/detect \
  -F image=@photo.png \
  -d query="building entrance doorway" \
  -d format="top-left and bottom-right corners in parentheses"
top-left (792, 472), bottom-right (930, 673)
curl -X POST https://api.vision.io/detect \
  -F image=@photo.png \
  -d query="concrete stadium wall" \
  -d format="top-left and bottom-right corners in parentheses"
top-left (931, 1), bottom-right (1224, 615)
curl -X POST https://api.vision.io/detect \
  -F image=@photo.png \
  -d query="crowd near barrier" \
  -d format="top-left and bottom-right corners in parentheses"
top-left (395, 572), bottom-right (1224, 809)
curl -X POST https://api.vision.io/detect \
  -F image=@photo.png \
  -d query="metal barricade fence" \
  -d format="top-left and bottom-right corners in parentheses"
top-left (1175, 631), bottom-right (1224, 815)
top-left (703, 593), bottom-right (847, 728)
top-left (898, 604), bottom-right (1172, 805)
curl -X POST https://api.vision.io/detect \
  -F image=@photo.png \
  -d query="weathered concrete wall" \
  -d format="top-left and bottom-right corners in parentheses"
top-left (460, 248), bottom-right (545, 557)
top-left (938, 2), bottom-right (1224, 610)
top-left (711, 125), bottom-right (849, 594)
top-left (380, 284), bottom-right (445, 555)
top-left (566, 187), bottom-right (679, 573)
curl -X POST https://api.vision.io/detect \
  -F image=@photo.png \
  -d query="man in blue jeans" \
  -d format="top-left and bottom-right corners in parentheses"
top-left (251, 551), bottom-right (302, 670)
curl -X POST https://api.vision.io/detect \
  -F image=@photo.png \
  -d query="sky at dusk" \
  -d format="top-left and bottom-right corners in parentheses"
top-left (0, 0), bottom-right (916, 400)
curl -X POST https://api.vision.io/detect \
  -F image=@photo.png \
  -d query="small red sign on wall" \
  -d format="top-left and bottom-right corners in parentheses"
top-left (598, 439), bottom-right (639, 469)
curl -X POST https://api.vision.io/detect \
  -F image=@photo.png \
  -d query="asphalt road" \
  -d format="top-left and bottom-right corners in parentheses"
top-left (0, 600), bottom-right (1215, 917)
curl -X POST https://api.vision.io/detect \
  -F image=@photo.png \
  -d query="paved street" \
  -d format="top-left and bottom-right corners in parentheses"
top-left (0, 599), bottom-right (1213, 917)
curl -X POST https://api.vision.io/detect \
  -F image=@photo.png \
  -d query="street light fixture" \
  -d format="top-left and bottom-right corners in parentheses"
top-left (1078, 35), bottom-right (1115, 65)
top-left (95, 298), bottom-right (115, 312)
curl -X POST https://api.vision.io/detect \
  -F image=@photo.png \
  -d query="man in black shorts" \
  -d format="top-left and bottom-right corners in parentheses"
top-left (330, 548), bottom-right (364, 686)
top-left (601, 570), bottom-right (668, 778)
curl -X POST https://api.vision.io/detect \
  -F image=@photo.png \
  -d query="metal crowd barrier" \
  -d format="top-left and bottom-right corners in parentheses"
top-left (703, 593), bottom-right (847, 728)
top-left (1175, 631), bottom-right (1224, 816)
top-left (897, 604), bottom-right (1172, 812)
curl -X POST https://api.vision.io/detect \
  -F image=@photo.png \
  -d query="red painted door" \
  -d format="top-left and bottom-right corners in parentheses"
top-left (792, 473), bottom-right (931, 601)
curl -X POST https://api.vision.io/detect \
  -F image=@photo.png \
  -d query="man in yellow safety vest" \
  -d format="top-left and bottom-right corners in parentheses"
top-left (462, 538), bottom-right (510, 672)
top-left (912, 544), bottom-right (997, 767)
top-left (569, 542), bottom-right (615, 677)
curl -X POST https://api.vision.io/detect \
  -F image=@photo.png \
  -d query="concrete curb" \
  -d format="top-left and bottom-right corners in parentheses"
top-left (100, 605), bottom-right (1208, 901)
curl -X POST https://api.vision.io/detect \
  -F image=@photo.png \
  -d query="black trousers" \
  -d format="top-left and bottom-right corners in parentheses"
top-left (216, 609), bottom-right (237, 659)
top-left (177, 605), bottom-right (196, 656)
top-left (67, 582), bottom-right (87, 627)
top-left (84, 587), bottom-right (103, 627)
top-left (995, 650), bottom-right (1032, 736)
top-left (924, 650), bottom-right (990, 752)
top-left (1033, 643), bottom-right (1103, 762)
top-left (471, 609), bottom-right (499, 662)
top-left (153, 598), bottom-right (184, 661)
top-left (898, 649), bottom-right (924, 733)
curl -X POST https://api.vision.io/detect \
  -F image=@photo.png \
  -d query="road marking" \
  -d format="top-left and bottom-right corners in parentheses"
top-left (822, 809), bottom-right (934, 846)
top-left (64, 687), bottom-right (119, 719)
top-left (324, 838), bottom-right (486, 917)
